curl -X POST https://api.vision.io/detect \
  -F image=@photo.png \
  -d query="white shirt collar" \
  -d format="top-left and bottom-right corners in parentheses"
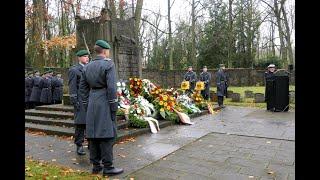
top-left (79, 62), bottom-right (85, 67)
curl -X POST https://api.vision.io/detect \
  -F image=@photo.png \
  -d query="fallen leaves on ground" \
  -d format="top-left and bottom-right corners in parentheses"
top-left (115, 137), bottom-right (136, 144)
top-left (26, 130), bottom-right (47, 136)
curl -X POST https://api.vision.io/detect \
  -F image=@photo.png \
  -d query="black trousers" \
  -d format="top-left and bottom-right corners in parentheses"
top-left (88, 138), bottom-right (115, 167)
top-left (201, 90), bottom-right (210, 100)
top-left (218, 96), bottom-right (224, 106)
top-left (74, 124), bottom-right (86, 146)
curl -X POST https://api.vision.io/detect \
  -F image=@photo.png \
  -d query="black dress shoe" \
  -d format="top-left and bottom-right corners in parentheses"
top-left (103, 167), bottom-right (124, 176)
top-left (76, 145), bottom-right (86, 155)
top-left (92, 165), bottom-right (103, 174)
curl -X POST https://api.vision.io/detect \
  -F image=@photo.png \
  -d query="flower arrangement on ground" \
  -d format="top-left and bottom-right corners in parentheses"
top-left (129, 77), bottom-right (143, 97)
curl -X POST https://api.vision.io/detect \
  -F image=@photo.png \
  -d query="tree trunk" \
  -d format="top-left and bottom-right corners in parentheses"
top-left (190, 0), bottom-right (196, 70)
top-left (274, 0), bottom-right (287, 68)
top-left (135, 0), bottom-right (144, 77)
top-left (168, 0), bottom-right (174, 70)
top-left (280, 0), bottom-right (294, 67)
top-left (227, 0), bottom-right (234, 68)
top-left (31, 0), bottom-right (45, 69)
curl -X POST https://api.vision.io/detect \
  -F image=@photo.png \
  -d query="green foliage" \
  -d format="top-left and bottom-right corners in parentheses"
top-left (128, 114), bottom-right (148, 128)
top-left (255, 56), bottom-right (283, 69)
top-left (165, 111), bottom-right (180, 123)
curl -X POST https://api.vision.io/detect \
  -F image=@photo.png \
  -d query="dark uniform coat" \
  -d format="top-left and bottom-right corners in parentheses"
top-left (25, 77), bottom-right (33, 102)
top-left (40, 77), bottom-right (52, 104)
top-left (184, 71), bottom-right (197, 91)
top-left (264, 71), bottom-right (275, 103)
top-left (52, 76), bottom-right (64, 102)
top-left (69, 63), bottom-right (87, 124)
top-left (199, 71), bottom-right (211, 99)
top-left (215, 69), bottom-right (228, 97)
top-left (79, 56), bottom-right (118, 139)
top-left (29, 76), bottom-right (43, 102)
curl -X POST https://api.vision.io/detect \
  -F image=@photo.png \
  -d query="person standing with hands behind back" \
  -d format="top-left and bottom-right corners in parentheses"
top-left (79, 40), bottom-right (123, 176)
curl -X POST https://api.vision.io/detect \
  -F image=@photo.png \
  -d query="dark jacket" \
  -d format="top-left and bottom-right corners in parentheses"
top-left (215, 69), bottom-right (228, 97)
top-left (29, 76), bottom-right (43, 102)
top-left (52, 76), bottom-right (64, 102)
top-left (40, 77), bottom-right (52, 104)
top-left (184, 71), bottom-right (197, 90)
top-left (68, 63), bottom-right (87, 124)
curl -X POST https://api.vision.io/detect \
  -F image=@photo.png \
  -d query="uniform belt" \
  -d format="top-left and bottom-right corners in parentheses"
top-left (91, 87), bottom-right (105, 90)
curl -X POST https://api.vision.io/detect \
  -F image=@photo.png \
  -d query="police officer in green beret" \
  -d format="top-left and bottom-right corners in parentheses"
top-left (199, 66), bottom-right (211, 100)
top-left (68, 49), bottom-right (90, 155)
top-left (216, 64), bottom-right (228, 108)
top-left (79, 40), bottom-right (124, 176)
top-left (184, 66), bottom-right (197, 94)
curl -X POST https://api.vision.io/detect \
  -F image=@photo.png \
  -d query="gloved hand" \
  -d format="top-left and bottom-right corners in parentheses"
top-left (110, 102), bottom-right (119, 121)
top-left (74, 102), bottom-right (80, 111)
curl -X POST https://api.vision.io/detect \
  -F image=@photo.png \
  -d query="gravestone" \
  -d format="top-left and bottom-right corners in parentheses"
top-left (254, 93), bottom-right (265, 103)
top-left (227, 90), bottom-right (234, 98)
top-left (231, 93), bottom-right (240, 102)
top-left (244, 90), bottom-right (254, 98)
top-left (211, 93), bottom-right (218, 102)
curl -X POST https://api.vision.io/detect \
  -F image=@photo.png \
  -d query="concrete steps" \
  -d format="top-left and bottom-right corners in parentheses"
top-left (25, 115), bottom-right (129, 129)
top-left (25, 104), bottom-right (210, 141)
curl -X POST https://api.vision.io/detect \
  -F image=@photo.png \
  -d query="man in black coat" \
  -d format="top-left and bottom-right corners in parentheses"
top-left (68, 49), bottom-right (89, 155)
top-left (184, 66), bottom-right (197, 94)
top-left (29, 71), bottom-right (43, 107)
top-left (52, 72), bottom-right (64, 104)
top-left (40, 71), bottom-right (53, 105)
top-left (199, 66), bottom-right (211, 100)
top-left (25, 71), bottom-right (34, 109)
top-left (265, 64), bottom-right (276, 111)
top-left (215, 64), bottom-right (228, 108)
top-left (79, 40), bottom-right (123, 176)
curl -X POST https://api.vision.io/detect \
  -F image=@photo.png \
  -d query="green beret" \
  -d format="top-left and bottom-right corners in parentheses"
top-left (95, 40), bottom-right (111, 49)
top-left (76, 50), bottom-right (89, 57)
top-left (27, 71), bottom-right (34, 75)
top-left (188, 66), bottom-right (192, 68)
top-left (203, 66), bottom-right (207, 68)
top-left (219, 64), bottom-right (225, 68)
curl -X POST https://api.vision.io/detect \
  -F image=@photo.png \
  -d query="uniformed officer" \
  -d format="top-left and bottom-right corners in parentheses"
top-left (199, 66), bottom-right (212, 100)
top-left (29, 70), bottom-right (43, 107)
top-left (52, 72), bottom-right (64, 104)
top-left (79, 40), bottom-right (124, 176)
top-left (25, 71), bottom-right (34, 109)
top-left (265, 64), bottom-right (276, 111)
top-left (40, 71), bottom-right (53, 105)
top-left (216, 64), bottom-right (228, 108)
top-left (184, 66), bottom-right (197, 94)
top-left (68, 49), bottom-right (89, 155)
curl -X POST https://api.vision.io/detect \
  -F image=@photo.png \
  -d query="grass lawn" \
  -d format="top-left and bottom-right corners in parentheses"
top-left (25, 158), bottom-right (104, 179)
top-left (210, 85), bottom-right (295, 97)
top-left (210, 86), bottom-right (295, 109)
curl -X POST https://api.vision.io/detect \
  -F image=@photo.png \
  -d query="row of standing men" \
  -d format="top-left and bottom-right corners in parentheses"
top-left (183, 64), bottom-right (229, 108)
top-left (25, 70), bottom-right (64, 109)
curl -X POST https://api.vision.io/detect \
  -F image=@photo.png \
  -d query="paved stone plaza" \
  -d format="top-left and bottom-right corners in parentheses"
top-left (25, 106), bottom-right (295, 179)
